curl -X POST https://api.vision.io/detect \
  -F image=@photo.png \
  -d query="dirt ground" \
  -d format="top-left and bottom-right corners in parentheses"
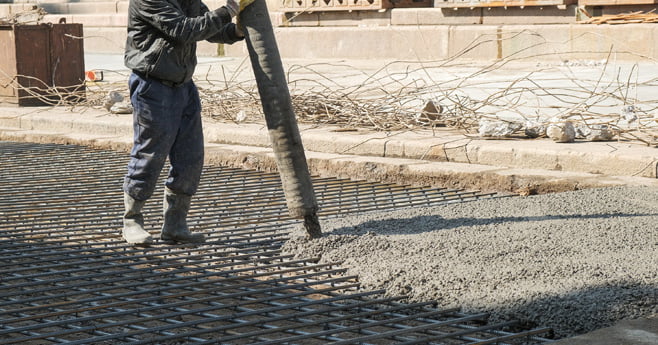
top-left (282, 186), bottom-right (658, 339)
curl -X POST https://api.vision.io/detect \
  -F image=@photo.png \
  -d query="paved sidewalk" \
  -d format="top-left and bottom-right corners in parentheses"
top-left (3, 55), bottom-right (657, 192)
top-left (1, 104), bottom-right (657, 195)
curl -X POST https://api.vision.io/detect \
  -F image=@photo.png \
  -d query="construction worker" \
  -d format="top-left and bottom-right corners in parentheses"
top-left (121, 0), bottom-right (252, 245)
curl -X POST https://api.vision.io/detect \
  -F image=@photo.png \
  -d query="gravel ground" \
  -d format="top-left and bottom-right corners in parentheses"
top-left (282, 186), bottom-right (658, 339)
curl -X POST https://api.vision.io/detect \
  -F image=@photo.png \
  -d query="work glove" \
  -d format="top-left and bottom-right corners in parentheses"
top-left (239, 0), bottom-right (257, 11)
top-left (226, 0), bottom-right (257, 17)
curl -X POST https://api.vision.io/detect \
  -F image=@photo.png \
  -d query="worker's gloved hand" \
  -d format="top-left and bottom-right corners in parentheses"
top-left (239, 0), bottom-right (257, 11)
top-left (225, 0), bottom-right (239, 17)
top-left (226, 0), bottom-right (257, 17)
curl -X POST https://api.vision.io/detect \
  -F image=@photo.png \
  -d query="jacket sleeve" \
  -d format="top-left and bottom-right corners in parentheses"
top-left (200, 2), bottom-right (244, 44)
top-left (133, 0), bottom-right (232, 43)
top-left (206, 23), bottom-right (244, 44)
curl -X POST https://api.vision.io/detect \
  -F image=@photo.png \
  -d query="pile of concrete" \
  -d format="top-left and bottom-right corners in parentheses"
top-left (479, 118), bottom-right (618, 143)
top-left (103, 91), bottom-right (132, 114)
top-left (283, 186), bottom-right (658, 339)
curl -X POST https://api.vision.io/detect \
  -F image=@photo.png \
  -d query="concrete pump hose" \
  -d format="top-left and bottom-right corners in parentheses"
top-left (239, 0), bottom-right (322, 238)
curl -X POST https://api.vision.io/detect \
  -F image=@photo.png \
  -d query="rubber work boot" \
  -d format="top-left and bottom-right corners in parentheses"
top-left (160, 188), bottom-right (205, 244)
top-left (122, 193), bottom-right (153, 245)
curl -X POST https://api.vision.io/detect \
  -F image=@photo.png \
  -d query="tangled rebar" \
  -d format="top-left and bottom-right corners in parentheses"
top-left (4, 30), bottom-right (658, 146)
top-left (177, 52), bottom-right (658, 146)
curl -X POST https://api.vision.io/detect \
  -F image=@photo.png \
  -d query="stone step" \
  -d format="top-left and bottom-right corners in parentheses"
top-left (1, 0), bottom-right (228, 16)
top-left (43, 13), bottom-right (127, 27)
top-left (5, 1), bottom-right (658, 63)
top-left (44, 2), bottom-right (120, 14)
top-left (10, 10), bottom-right (657, 62)
top-left (0, 2), bottom-right (122, 16)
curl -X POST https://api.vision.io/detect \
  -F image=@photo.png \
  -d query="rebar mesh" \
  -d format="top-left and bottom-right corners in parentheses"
top-left (0, 141), bottom-right (553, 344)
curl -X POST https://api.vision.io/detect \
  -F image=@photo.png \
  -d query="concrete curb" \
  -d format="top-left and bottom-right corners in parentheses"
top-left (2, 106), bottom-right (657, 194)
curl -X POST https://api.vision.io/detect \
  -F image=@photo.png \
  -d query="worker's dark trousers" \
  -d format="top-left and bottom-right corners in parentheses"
top-left (123, 72), bottom-right (204, 201)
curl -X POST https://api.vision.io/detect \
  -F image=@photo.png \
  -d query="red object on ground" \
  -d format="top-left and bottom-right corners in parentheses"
top-left (85, 70), bottom-right (103, 81)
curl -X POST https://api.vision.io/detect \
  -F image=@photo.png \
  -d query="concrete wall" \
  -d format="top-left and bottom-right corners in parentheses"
top-left (222, 22), bottom-right (658, 62)
top-left (3, 1), bottom-right (658, 61)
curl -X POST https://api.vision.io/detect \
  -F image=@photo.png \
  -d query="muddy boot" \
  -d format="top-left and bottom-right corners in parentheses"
top-left (160, 188), bottom-right (205, 244)
top-left (122, 193), bottom-right (153, 245)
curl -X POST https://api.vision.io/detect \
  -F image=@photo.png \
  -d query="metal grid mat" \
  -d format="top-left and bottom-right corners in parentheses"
top-left (0, 141), bottom-right (554, 344)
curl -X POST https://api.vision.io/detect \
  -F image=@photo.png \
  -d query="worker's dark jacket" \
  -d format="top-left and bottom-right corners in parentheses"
top-left (125, 0), bottom-right (242, 86)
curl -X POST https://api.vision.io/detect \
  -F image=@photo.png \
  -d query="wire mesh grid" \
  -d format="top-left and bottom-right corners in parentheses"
top-left (0, 141), bottom-right (553, 344)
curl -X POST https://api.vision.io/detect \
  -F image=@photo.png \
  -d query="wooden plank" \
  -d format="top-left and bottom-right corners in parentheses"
top-left (579, 10), bottom-right (658, 24)
top-left (280, 0), bottom-right (430, 12)
top-left (579, 0), bottom-right (658, 6)
top-left (434, 0), bottom-right (574, 8)
top-left (434, 0), bottom-right (576, 8)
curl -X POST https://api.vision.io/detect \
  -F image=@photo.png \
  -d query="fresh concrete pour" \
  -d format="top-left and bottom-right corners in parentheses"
top-left (282, 186), bottom-right (658, 339)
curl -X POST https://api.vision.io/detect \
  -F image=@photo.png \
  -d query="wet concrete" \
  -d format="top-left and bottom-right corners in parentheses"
top-left (282, 186), bottom-right (658, 340)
